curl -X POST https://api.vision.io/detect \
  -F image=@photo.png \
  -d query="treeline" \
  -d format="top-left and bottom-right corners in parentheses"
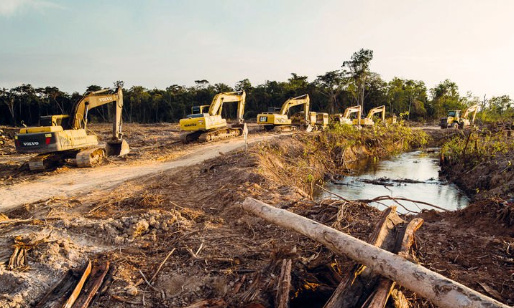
top-left (0, 49), bottom-right (512, 126)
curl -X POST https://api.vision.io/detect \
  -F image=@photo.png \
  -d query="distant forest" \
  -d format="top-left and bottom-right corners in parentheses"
top-left (1, 49), bottom-right (512, 126)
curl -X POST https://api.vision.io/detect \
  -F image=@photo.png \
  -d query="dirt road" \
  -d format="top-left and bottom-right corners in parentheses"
top-left (0, 134), bottom-right (279, 211)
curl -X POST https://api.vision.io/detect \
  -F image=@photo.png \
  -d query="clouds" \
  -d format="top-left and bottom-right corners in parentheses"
top-left (0, 0), bottom-right (64, 16)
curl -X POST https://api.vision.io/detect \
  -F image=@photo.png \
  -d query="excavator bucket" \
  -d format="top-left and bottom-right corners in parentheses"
top-left (106, 139), bottom-right (130, 156)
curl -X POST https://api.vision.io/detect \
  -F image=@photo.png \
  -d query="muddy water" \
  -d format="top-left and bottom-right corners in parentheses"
top-left (322, 150), bottom-right (469, 213)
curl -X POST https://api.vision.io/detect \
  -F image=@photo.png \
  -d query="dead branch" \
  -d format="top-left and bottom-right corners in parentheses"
top-left (359, 195), bottom-right (449, 212)
top-left (149, 248), bottom-right (176, 284)
top-left (275, 259), bottom-right (292, 308)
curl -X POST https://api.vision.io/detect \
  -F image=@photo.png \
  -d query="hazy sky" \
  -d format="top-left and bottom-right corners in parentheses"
top-left (1, 0), bottom-right (513, 99)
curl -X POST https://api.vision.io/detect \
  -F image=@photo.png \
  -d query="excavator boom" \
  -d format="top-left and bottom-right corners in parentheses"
top-left (279, 95), bottom-right (310, 117)
top-left (462, 104), bottom-right (479, 123)
top-left (207, 91), bottom-right (246, 124)
top-left (353, 105), bottom-right (385, 126)
top-left (366, 105), bottom-right (386, 121)
top-left (343, 105), bottom-right (362, 119)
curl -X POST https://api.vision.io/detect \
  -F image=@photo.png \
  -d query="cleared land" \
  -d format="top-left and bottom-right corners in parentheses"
top-left (0, 124), bottom-right (512, 307)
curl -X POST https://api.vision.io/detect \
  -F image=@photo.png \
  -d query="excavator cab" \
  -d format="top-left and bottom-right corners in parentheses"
top-left (191, 105), bottom-right (210, 115)
top-left (40, 115), bottom-right (71, 129)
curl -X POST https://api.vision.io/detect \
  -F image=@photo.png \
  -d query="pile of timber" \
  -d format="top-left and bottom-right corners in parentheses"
top-left (242, 197), bottom-right (510, 308)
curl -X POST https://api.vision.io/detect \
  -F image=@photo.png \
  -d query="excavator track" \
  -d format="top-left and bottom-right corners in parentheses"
top-left (28, 153), bottom-right (65, 171)
top-left (76, 148), bottom-right (106, 168)
top-left (181, 127), bottom-right (243, 143)
top-left (272, 125), bottom-right (297, 133)
top-left (198, 127), bottom-right (243, 142)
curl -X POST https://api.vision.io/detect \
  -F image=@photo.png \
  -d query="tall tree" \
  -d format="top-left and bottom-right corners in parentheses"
top-left (315, 70), bottom-right (344, 114)
top-left (428, 79), bottom-right (462, 118)
top-left (0, 88), bottom-right (16, 126)
top-left (342, 49), bottom-right (374, 110)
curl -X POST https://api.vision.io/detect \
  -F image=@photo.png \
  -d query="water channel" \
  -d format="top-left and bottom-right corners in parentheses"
top-left (322, 150), bottom-right (470, 213)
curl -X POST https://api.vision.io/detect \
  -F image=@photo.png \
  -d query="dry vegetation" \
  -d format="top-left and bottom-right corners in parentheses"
top-left (0, 124), bottom-right (513, 307)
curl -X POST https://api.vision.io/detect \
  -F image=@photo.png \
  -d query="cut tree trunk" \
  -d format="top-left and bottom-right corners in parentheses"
top-left (242, 197), bottom-right (509, 308)
top-left (325, 206), bottom-right (408, 307)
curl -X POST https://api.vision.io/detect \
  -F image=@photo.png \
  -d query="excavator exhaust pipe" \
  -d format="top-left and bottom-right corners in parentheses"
top-left (106, 139), bottom-right (130, 156)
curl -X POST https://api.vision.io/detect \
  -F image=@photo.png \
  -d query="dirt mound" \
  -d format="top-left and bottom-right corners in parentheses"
top-left (416, 200), bottom-right (514, 305)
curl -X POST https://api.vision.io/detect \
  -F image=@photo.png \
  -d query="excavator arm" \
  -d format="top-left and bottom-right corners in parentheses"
top-left (279, 94), bottom-right (310, 123)
top-left (70, 86), bottom-right (124, 140)
top-left (208, 91), bottom-right (246, 124)
top-left (366, 105), bottom-right (386, 122)
top-left (462, 104), bottom-right (479, 123)
top-left (70, 86), bottom-right (128, 155)
top-left (343, 105), bottom-right (362, 120)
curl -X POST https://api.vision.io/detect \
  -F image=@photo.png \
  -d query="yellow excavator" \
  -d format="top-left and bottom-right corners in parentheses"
top-left (179, 91), bottom-right (246, 142)
top-left (15, 86), bottom-right (129, 171)
top-left (256, 94), bottom-right (311, 132)
top-left (330, 105), bottom-right (362, 125)
top-left (440, 104), bottom-right (479, 129)
top-left (353, 105), bottom-right (386, 126)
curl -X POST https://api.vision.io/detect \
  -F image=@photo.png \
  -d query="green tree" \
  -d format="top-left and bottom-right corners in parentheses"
top-left (342, 49), bottom-right (374, 109)
top-left (488, 95), bottom-right (511, 115)
top-left (315, 70), bottom-right (344, 114)
top-left (428, 79), bottom-right (463, 118)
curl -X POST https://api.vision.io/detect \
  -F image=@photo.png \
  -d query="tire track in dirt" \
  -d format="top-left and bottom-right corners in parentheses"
top-left (0, 134), bottom-right (282, 211)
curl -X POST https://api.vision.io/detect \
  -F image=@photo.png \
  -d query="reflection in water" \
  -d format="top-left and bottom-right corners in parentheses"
top-left (322, 151), bottom-right (469, 213)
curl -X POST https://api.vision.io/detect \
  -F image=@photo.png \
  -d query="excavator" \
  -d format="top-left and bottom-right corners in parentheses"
top-left (14, 86), bottom-right (129, 171)
top-left (330, 105), bottom-right (362, 125)
top-left (256, 94), bottom-right (311, 132)
top-left (440, 104), bottom-right (479, 129)
top-left (179, 91), bottom-right (246, 142)
top-left (353, 105), bottom-right (386, 126)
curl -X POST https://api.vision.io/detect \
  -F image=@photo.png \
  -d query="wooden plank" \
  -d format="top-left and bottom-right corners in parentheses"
top-left (34, 269), bottom-right (80, 308)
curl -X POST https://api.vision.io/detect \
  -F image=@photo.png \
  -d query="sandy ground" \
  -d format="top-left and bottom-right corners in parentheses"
top-left (0, 133), bottom-right (281, 211)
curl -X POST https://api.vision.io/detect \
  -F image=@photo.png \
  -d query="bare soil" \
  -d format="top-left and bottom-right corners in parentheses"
top-left (0, 124), bottom-right (513, 307)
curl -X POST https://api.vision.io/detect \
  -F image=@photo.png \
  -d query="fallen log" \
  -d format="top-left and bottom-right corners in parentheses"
top-left (242, 197), bottom-right (509, 308)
